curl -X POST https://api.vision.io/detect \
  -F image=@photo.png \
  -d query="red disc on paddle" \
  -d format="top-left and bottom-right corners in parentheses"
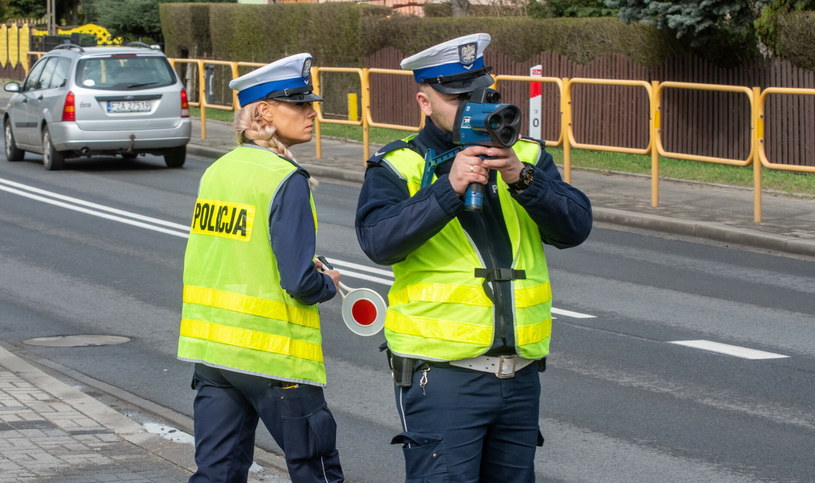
top-left (341, 287), bottom-right (386, 336)
top-left (351, 298), bottom-right (377, 326)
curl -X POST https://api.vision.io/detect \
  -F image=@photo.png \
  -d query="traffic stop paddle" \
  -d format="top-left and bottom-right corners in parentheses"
top-left (318, 256), bottom-right (386, 336)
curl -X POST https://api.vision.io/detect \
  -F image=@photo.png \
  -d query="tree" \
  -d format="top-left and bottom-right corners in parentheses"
top-left (83, 0), bottom-right (236, 43)
top-left (605, 0), bottom-right (815, 58)
top-left (3, 0), bottom-right (81, 24)
top-left (604, 0), bottom-right (767, 47)
top-left (92, 0), bottom-right (162, 40)
top-left (6, 0), bottom-right (45, 19)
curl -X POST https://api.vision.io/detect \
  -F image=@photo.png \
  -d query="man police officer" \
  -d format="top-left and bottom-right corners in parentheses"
top-left (355, 33), bottom-right (592, 481)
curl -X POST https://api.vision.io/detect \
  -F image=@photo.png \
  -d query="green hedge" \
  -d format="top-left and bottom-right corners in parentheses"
top-left (160, 3), bottom-right (815, 72)
top-left (361, 16), bottom-right (682, 67)
top-left (777, 11), bottom-right (815, 71)
top-left (424, 2), bottom-right (526, 18)
top-left (160, 3), bottom-right (212, 58)
top-left (163, 3), bottom-right (389, 65)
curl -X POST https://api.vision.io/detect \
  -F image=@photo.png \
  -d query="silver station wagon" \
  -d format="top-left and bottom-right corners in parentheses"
top-left (3, 42), bottom-right (191, 170)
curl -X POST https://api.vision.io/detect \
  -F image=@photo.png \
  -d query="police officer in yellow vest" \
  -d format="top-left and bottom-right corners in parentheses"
top-left (178, 53), bottom-right (344, 483)
top-left (355, 34), bottom-right (592, 481)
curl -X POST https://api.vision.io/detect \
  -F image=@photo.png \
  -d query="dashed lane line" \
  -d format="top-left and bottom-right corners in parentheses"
top-left (669, 340), bottom-right (789, 359)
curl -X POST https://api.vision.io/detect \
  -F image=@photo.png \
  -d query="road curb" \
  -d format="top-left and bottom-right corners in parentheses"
top-left (593, 207), bottom-right (815, 257)
top-left (187, 143), bottom-right (365, 184)
top-left (303, 163), bottom-right (365, 184)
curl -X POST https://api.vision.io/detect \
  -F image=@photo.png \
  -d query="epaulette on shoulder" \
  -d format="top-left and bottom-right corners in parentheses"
top-left (367, 140), bottom-right (412, 165)
top-left (518, 136), bottom-right (545, 147)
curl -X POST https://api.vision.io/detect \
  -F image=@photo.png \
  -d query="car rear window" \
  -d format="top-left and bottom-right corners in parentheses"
top-left (76, 55), bottom-right (176, 90)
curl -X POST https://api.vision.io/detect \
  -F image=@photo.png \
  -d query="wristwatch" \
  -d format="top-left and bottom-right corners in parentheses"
top-left (508, 163), bottom-right (535, 192)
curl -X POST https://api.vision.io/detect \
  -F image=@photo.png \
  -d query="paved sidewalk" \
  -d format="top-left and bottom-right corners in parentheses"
top-left (0, 343), bottom-right (290, 482)
top-left (0, 344), bottom-right (195, 482)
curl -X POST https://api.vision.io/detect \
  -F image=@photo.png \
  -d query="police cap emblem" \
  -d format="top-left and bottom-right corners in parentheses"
top-left (302, 57), bottom-right (312, 81)
top-left (458, 43), bottom-right (477, 67)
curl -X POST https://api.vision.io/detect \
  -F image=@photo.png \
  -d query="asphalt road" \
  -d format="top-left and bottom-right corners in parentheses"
top-left (1, 151), bottom-right (813, 482)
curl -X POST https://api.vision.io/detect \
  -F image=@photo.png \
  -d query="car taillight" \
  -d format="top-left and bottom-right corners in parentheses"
top-left (180, 88), bottom-right (189, 118)
top-left (62, 91), bottom-right (76, 122)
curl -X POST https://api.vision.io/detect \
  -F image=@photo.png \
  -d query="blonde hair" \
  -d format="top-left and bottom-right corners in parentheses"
top-left (234, 100), bottom-right (295, 160)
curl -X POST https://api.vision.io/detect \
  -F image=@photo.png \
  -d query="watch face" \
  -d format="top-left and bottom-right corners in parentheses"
top-left (511, 163), bottom-right (534, 191)
top-left (522, 164), bottom-right (534, 182)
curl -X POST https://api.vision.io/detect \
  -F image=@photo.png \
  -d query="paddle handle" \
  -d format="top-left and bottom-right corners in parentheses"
top-left (317, 256), bottom-right (353, 298)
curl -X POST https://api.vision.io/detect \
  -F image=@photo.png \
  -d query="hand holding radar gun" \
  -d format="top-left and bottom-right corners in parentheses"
top-left (420, 87), bottom-right (522, 211)
top-left (317, 256), bottom-right (386, 336)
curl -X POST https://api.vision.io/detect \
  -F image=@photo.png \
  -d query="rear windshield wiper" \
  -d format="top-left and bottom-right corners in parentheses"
top-left (126, 82), bottom-right (159, 88)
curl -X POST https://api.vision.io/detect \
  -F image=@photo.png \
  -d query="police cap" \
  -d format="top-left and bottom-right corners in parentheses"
top-left (229, 53), bottom-right (324, 107)
top-left (400, 33), bottom-right (494, 94)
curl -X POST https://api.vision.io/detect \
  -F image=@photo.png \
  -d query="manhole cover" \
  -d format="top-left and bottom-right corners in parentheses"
top-left (23, 335), bottom-right (131, 347)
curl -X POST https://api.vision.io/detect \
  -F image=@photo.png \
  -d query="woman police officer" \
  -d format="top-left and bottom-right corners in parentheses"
top-left (178, 53), bottom-right (344, 483)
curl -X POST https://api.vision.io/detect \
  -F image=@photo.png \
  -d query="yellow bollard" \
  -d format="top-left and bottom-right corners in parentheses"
top-left (348, 93), bottom-right (358, 122)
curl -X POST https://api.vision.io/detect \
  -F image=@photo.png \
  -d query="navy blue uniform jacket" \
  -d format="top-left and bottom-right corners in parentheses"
top-left (263, 148), bottom-right (336, 306)
top-left (355, 120), bottom-right (592, 353)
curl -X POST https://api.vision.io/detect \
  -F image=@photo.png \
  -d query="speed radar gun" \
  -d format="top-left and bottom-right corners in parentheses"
top-left (420, 87), bottom-right (522, 211)
top-left (318, 256), bottom-right (386, 336)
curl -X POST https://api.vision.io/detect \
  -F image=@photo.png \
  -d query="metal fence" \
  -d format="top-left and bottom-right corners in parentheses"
top-left (16, 47), bottom-right (814, 223)
top-left (167, 56), bottom-right (814, 222)
top-left (366, 48), bottom-right (815, 171)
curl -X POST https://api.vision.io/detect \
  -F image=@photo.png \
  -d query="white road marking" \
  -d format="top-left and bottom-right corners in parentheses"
top-left (669, 340), bottom-right (789, 359)
top-left (328, 259), bottom-right (394, 278)
top-left (1, 177), bottom-right (598, 319)
top-left (552, 308), bottom-right (596, 319)
top-left (0, 177), bottom-right (189, 238)
top-left (330, 268), bottom-right (394, 286)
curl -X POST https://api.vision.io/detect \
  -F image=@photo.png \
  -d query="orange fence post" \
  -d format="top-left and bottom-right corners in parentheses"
top-left (753, 87), bottom-right (763, 223)
top-left (312, 66), bottom-right (322, 159)
top-left (361, 69), bottom-right (370, 163)
top-left (651, 80), bottom-right (660, 207)
top-left (562, 77), bottom-right (572, 183)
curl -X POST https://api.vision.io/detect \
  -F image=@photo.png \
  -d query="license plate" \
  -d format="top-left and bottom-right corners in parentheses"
top-left (107, 100), bottom-right (152, 113)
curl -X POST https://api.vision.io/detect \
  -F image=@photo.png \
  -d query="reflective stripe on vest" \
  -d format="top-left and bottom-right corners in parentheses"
top-left (381, 139), bottom-right (552, 361)
top-left (177, 146), bottom-right (326, 386)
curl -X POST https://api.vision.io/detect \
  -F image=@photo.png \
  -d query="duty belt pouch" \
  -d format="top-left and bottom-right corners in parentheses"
top-left (380, 342), bottom-right (415, 387)
top-left (391, 354), bottom-right (415, 388)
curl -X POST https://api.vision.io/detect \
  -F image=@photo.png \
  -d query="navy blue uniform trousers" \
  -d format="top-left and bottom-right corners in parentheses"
top-left (189, 364), bottom-right (344, 483)
top-left (393, 363), bottom-right (543, 482)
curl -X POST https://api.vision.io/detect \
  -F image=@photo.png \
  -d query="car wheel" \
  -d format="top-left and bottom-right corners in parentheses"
top-left (164, 146), bottom-right (186, 168)
top-left (4, 119), bottom-right (25, 161)
top-left (42, 126), bottom-right (65, 171)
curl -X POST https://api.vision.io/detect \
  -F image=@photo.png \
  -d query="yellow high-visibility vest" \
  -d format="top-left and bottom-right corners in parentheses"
top-left (381, 139), bottom-right (552, 361)
top-left (177, 146), bottom-right (326, 386)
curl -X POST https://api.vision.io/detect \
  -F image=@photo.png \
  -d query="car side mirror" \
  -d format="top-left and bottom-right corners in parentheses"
top-left (4, 82), bottom-right (21, 93)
